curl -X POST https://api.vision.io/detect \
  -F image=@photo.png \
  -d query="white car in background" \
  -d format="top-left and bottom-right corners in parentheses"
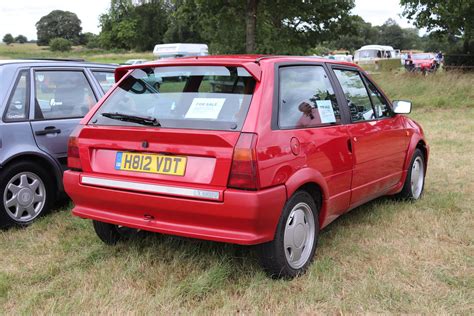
top-left (123, 59), bottom-right (148, 65)
top-left (354, 45), bottom-right (400, 64)
top-left (332, 54), bottom-right (353, 62)
top-left (153, 43), bottom-right (208, 59)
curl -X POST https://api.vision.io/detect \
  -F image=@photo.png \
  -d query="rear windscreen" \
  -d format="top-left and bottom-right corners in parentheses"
top-left (91, 66), bottom-right (256, 131)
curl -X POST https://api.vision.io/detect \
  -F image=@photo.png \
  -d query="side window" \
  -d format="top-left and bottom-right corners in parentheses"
top-left (34, 71), bottom-right (96, 120)
top-left (92, 71), bottom-right (115, 93)
top-left (4, 70), bottom-right (29, 121)
top-left (362, 76), bottom-right (393, 118)
top-left (278, 66), bottom-right (341, 129)
top-left (334, 69), bottom-right (375, 122)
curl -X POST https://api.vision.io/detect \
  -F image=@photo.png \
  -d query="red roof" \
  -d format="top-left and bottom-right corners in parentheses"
top-left (114, 55), bottom-right (359, 82)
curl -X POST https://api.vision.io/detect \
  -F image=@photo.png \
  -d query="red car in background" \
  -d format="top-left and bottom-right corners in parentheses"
top-left (64, 55), bottom-right (429, 278)
top-left (405, 53), bottom-right (438, 73)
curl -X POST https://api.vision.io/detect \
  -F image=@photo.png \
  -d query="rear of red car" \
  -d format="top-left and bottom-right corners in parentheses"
top-left (63, 61), bottom-right (286, 245)
top-left (411, 53), bottom-right (437, 72)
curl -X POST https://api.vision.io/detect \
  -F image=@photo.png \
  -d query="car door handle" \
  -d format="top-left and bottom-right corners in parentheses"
top-left (35, 126), bottom-right (61, 136)
top-left (347, 138), bottom-right (353, 153)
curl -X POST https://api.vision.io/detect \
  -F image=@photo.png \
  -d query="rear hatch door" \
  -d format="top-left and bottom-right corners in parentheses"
top-left (78, 65), bottom-right (257, 200)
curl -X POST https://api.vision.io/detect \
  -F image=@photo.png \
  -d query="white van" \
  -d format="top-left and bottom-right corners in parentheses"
top-left (153, 43), bottom-right (209, 59)
top-left (354, 45), bottom-right (400, 63)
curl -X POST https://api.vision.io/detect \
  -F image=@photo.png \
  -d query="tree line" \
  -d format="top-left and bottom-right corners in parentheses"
top-left (4, 0), bottom-right (471, 55)
top-left (2, 34), bottom-right (28, 45)
top-left (96, 0), bottom-right (448, 54)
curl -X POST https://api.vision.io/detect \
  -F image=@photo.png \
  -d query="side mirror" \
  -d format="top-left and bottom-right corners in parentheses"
top-left (393, 100), bottom-right (412, 114)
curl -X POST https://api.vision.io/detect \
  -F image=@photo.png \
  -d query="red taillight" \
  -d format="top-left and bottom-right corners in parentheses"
top-left (228, 133), bottom-right (259, 190)
top-left (67, 125), bottom-right (84, 171)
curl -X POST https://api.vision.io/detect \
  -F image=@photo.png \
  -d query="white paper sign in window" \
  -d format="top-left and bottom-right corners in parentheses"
top-left (185, 98), bottom-right (226, 119)
top-left (316, 100), bottom-right (336, 123)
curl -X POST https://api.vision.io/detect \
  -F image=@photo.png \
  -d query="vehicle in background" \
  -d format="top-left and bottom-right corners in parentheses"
top-left (153, 43), bottom-right (208, 59)
top-left (354, 45), bottom-right (400, 64)
top-left (404, 53), bottom-right (438, 74)
top-left (0, 59), bottom-right (116, 227)
top-left (64, 55), bottom-right (428, 278)
top-left (400, 50), bottom-right (423, 65)
top-left (331, 54), bottom-right (353, 62)
top-left (123, 59), bottom-right (148, 65)
top-left (328, 50), bottom-right (353, 62)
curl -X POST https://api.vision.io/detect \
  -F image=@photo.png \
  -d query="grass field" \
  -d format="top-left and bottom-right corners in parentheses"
top-left (0, 43), bottom-right (153, 64)
top-left (0, 45), bottom-right (473, 314)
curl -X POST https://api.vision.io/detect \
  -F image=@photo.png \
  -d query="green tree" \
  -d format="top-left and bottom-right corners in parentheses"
top-left (2, 33), bottom-right (14, 45)
top-left (132, 0), bottom-right (169, 51)
top-left (49, 38), bottom-right (72, 52)
top-left (401, 0), bottom-right (474, 53)
top-left (164, 0), bottom-right (204, 44)
top-left (99, 0), bottom-right (136, 49)
top-left (167, 0), bottom-right (354, 54)
top-left (192, 0), bottom-right (247, 54)
top-left (256, 0), bottom-right (355, 54)
top-left (36, 10), bottom-right (82, 46)
top-left (80, 32), bottom-right (96, 45)
top-left (374, 19), bottom-right (405, 49)
top-left (420, 32), bottom-right (455, 53)
top-left (400, 28), bottom-right (422, 50)
top-left (100, 0), bottom-right (169, 51)
top-left (98, 0), bottom-right (355, 53)
top-left (14, 35), bottom-right (28, 44)
top-left (307, 45), bottom-right (331, 56)
top-left (327, 15), bottom-right (378, 52)
top-left (327, 17), bottom-right (425, 52)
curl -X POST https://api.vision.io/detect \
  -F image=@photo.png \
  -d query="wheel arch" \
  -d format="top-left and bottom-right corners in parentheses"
top-left (403, 135), bottom-right (429, 172)
top-left (284, 168), bottom-right (329, 228)
top-left (0, 152), bottom-right (63, 196)
top-left (416, 139), bottom-right (428, 170)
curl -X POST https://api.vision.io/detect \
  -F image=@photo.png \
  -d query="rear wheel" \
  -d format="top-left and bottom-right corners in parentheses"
top-left (92, 220), bottom-right (140, 245)
top-left (396, 148), bottom-right (425, 200)
top-left (0, 161), bottom-right (54, 228)
top-left (258, 190), bottom-right (319, 278)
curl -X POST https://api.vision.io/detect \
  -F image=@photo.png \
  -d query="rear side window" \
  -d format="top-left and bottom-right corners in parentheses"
top-left (4, 70), bottom-right (29, 121)
top-left (34, 71), bottom-right (96, 120)
top-left (278, 66), bottom-right (341, 129)
top-left (92, 71), bottom-right (115, 92)
top-left (334, 69), bottom-right (375, 122)
top-left (91, 66), bottom-right (256, 131)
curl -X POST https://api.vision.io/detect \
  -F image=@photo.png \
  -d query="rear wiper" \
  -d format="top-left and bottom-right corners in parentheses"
top-left (101, 112), bottom-right (161, 126)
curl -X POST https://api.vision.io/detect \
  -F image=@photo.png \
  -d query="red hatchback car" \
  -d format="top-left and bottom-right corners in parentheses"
top-left (64, 55), bottom-right (428, 278)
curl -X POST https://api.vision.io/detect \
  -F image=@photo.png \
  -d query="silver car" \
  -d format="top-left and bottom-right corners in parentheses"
top-left (0, 59), bottom-right (116, 227)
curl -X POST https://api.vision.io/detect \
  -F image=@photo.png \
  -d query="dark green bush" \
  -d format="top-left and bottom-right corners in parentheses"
top-left (49, 38), bottom-right (72, 52)
top-left (444, 54), bottom-right (474, 71)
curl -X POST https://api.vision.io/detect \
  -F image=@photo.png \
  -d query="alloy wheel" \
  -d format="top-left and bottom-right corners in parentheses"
top-left (3, 172), bottom-right (46, 222)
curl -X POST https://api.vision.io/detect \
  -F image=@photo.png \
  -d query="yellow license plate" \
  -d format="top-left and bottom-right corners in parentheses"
top-left (115, 152), bottom-right (187, 176)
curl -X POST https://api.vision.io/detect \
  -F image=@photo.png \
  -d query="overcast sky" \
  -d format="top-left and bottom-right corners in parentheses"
top-left (0, 0), bottom-right (416, 41)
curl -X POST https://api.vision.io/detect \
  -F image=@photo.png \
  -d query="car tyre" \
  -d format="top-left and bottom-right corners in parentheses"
top-left (92, 220), bottom-right (141, 245)
top-left (0, 160), bottom-right (54, 228)
top-left (258, 190), bottom-right (319, 279)
top-left (396, 148), bottom-right (425, 200)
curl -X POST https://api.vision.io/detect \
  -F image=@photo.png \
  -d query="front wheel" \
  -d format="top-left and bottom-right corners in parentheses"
top-left (258, 190), bottom-right (319, 278)
top-left (396, 148), bottom-right (425, 200)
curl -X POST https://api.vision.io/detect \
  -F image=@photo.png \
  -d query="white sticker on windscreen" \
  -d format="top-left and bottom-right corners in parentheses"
top-left (185, 98), bottom-right (226, 119)
top-left (316, 100), bottom-right (336, 123)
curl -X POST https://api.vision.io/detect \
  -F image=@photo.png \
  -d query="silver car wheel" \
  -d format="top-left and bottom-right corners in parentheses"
top-left (3, 172), bottom-right (46, 222)
top-left (283, 202), bottom-right (315, 269)
top-left (410, 156), bottom-right (424, 199)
